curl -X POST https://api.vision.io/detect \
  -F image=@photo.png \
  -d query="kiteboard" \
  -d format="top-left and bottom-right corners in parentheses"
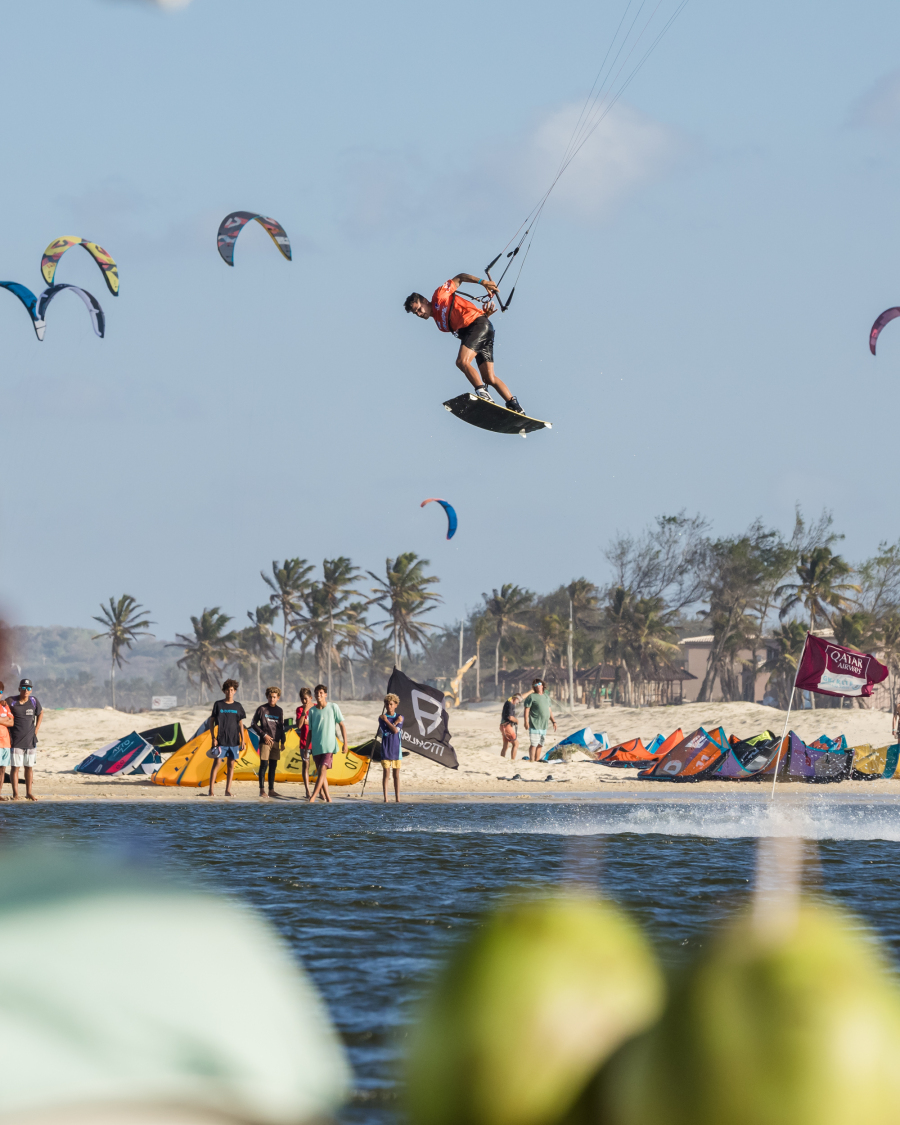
top-left (443, 393), bottom-right (551, 437)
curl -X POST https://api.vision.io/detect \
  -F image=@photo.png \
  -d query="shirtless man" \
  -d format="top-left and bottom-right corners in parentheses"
top-left (404, 274), bottom-right (525, 414)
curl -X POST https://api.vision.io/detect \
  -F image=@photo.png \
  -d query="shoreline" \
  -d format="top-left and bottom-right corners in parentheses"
top-left (10, 698), bottom-right (899, 804)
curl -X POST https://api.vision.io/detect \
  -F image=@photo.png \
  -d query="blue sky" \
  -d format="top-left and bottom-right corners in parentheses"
top-left (3, 0), bottom-right (900, 638)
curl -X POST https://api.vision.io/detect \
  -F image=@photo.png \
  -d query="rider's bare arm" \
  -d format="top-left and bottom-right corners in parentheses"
top-left (452, 273), bottom-right (498, 295)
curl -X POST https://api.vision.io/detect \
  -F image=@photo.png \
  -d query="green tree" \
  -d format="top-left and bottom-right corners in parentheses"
top-left (538, 614), bottom-right (564, 676)
top-left (168, 608), bottom-right (234, 704)
top-left (360, 636), bottom-right (394, 693)
top-left (879, 612), bottom-right (900, 713)
top-left (601, 586), bottom-right (636, 704)
top-left (777, 547), bottom-right (860, 632)
top-left (483, 584), bottom-right (533, 691)
top-left (628, 595), bottom-right (681, 703)
top-left (91, 595), bottom-right (154, 709)
top-left (762, 621), bottom-right (808, 709)
top-left (318, 557), bottom-right (361, 692)
top-left (566, 578), bottom-right (599, 706)
top-left (334, 599), bottom-right (370, 699)
top-left (832, 610), bottom-right (880, 653)
top-left (244, 603), bottom-right (278, 700)
top-left (262, 558), bottom-right (314, 695)
top-left (368, 553), bottom-right (441, 669)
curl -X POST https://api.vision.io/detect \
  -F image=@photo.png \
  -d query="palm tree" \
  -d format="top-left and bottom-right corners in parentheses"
top-left (601, 586), bottom-right (637, 704)
top-left (360, 637), bottom-right (393, 693)
top-left (762, 621), bottom-right (808, 709)
top-left (776, 547), bottom-right (860, 632)
top-left (473, 613), bottom-right (493, 701)
top-left (262, 558), bottom-right (314, 695)
top-left (319, 557), bottom-right (360, 692)
top-left (483, 584), bottom-right (533, 691)
top-left (879, 612), bottom-right (900, 713)
top-left (538, 613), bottom-right (564, 677)
top-left (566, 579), bottom-right (599, 707)
top-left (168, 608), bottom-right (234, 704)
top-left (832, 611), bottom-right (880, 653)
top-left (368, 553), bottom-right (441, 669)
top-left (334, 599), bottom-right (371, 699)
top-left (91, 595), bottom-right (155, 709)
top-left (245, 604), bottom-right (278, 700)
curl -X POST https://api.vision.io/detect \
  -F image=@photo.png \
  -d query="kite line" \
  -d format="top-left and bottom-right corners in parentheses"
top-left (486, 0), bottom-right (691, 312)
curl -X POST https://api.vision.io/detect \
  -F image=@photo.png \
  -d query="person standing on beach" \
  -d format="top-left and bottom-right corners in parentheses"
top-left (378, 693), bottom-right (404, 803)
top-left (523, 679), bottom-right (557, 763)
top-left (296, 687), bottom-right (313, 798)
top-left (308, 684), bottom-right (348, 804)
top-left (207, 679), bottom-right (246, 797)
top-left (9, 679), bottom-right (42, 801)
top-left (0, 684), bottom-right (14, 799)
top-left (252, 687), bottom-right (285, 799)
top-left (500, 693), bottom-right (521, 759)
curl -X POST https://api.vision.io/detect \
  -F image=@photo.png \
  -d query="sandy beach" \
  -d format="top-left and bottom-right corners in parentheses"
top-left (8, 698), bottom-right (899, 801)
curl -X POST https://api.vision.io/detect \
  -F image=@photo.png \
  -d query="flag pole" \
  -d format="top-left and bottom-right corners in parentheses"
top-left (770, 633), bottom-right (808, 800)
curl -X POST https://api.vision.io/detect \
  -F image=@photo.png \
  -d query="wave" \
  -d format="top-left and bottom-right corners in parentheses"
top-left (395, 799), bottom-right (900, 842)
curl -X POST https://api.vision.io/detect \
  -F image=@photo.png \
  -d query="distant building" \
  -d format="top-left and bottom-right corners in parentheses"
top-left (679, 636), bottom-right (771, 703)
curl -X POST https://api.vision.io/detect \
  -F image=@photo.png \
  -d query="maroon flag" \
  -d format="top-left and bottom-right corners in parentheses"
top-left (795, 633), bottom-right (888, 699)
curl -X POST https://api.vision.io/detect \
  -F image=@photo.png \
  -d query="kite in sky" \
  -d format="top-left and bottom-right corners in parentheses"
top-left (217, 212), bottom-right (292, 266)
top-left (421, 498), bottom-right (458, 540)
top-left (41, 237), bottom-right (119, 297)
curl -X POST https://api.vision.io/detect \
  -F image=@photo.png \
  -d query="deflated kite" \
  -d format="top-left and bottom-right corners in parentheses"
top-left (0, 282), bottom-right (45, 340)
top-left (217, 212), bottom-right (292, 266)
top-left (39, 284), bottom-right (105, 339)
top-left (41, 237), bottom-right (119, 297)
top-left (870, 307), bottom-right (900, 355)
top-left (421, 498), bottom-right (458, 539)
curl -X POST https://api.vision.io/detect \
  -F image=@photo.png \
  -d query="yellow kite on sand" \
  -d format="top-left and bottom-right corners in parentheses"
top-left (152, 727), bottom-right (374, 788)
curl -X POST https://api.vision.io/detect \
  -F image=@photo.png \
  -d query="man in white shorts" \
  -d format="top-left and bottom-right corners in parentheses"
top-left (523, 678), bottom-right (557, 763)
top-left (9, 678), bottom-right (42, 801)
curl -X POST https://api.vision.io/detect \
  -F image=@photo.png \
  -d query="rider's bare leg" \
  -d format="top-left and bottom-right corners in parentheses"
top-left (478, 360), bottom-right (513, 403)
top-left (456, 345), bottom-right (486, 388)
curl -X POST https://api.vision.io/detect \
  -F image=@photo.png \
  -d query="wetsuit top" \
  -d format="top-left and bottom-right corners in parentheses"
top-left (431, 279), bottom-right (485, 334)
top-left (210, 699), bottom-right (246, 747)
top-left (501, 698), bottom-right (518, 726)
top-left (251, 703), bottom-right (285, 748)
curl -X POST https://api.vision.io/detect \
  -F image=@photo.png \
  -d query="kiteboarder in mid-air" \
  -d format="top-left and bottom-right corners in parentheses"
top-left (404, 274), bottom-right (525, 415)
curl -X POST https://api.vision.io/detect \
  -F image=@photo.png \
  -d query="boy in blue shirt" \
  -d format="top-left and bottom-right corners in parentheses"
top-left (378, 692), bottom-right (404, 804)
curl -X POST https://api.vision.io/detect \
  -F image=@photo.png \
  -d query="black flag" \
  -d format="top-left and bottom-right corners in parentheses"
top-left (386, 667), bottom-right (458, 770)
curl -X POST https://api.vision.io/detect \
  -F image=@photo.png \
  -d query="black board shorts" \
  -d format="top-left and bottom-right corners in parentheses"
top-left (457, 316), bottom-right (494, 364)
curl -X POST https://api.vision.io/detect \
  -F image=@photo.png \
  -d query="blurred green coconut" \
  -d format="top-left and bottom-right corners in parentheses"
top-left (597, 899), bottom-right (900, 1125)
top-left (405, 892), bottom-right (664, 1125)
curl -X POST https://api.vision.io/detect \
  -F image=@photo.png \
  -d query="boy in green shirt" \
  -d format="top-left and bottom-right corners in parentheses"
top-left (308, 684), bottom-right (349, 804)
top-left (523, 678), bottom-right (557, 762)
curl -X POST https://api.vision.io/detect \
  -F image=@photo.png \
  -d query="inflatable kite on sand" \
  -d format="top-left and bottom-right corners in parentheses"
top-left (421, 497), bottom-right (458, 539)
top-left (216, 211), bottom-right (292, 266)
top-left (41, 236), bottom-right (119, 296)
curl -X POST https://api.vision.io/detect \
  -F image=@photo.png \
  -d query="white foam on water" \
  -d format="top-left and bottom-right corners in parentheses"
top-left (398, 799), bottom-right (900, 842)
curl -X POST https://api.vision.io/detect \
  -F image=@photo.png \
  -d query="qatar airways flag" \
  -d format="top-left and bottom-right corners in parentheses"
top-left (795, 634), bottom-right (889, 699)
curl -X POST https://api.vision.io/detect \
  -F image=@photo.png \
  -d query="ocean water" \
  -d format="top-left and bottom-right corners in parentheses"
top-left (3, 796), bottom-right (900, 1123)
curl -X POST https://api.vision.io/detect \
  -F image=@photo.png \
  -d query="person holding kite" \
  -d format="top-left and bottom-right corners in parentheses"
top-left (404, 274), bottom-right (525, 415)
